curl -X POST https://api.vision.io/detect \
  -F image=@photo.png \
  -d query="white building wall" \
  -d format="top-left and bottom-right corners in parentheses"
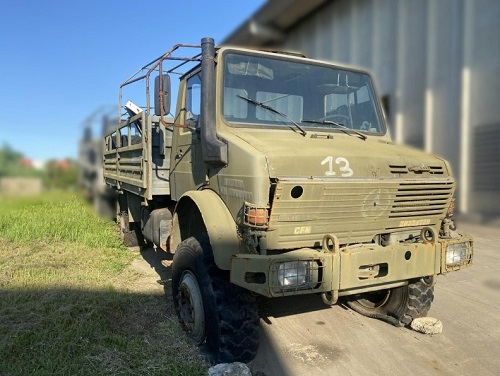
top-left (351, 0), bottom-right (373, 68)
top-left (462, 0), bottom-right (500, 215)
top-left (425, 0), bottom-right (463, 183)
top-left (372, 0), bottom-right (398, 104)
top-left (270, 0), bottom-right (500, 215)
top-left (394, 0), bottom-right (428, 148)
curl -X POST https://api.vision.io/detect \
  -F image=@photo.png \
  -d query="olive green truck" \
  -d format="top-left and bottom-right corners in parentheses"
top-left (103, 37), bottom-right (473, 363)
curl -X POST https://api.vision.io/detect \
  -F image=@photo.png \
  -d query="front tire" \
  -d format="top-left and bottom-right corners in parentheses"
top-left (346, 279), bottom-right (434, 326)
top-left (172, 235), bottom-right (260, 363)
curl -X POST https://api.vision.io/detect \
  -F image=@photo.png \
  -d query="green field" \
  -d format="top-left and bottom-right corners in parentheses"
top-left (0, 192), bottom-right (208, 375)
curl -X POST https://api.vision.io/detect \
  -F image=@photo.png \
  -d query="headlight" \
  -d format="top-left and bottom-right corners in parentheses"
top-left (446, 242), bottom-right (468, 265)
top-left (277, 260), bottom-right (319, 290)
top-left (278, 261), bottom-right (307, 286)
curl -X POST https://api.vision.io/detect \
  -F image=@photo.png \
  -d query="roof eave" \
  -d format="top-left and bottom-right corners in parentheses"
top-left (223, 0), bottom-right (329, 47)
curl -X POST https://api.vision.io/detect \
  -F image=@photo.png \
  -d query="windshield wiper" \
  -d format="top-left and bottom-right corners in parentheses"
top-left (237, 95), bottom-right (307, 136)
top-left (301, 119), bottom-right (367, 141)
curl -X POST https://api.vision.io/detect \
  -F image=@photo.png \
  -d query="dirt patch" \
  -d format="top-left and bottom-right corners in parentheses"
top-left (117, 258), bottom-right (164, 295)
top-left (286, 343), bottom-right (327, 364)
top-left (112, 246), bottom-right (173, 296)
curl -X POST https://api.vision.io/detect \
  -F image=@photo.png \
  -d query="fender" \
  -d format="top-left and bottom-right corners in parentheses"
top-left (170, 189), bottom-right (243, 270)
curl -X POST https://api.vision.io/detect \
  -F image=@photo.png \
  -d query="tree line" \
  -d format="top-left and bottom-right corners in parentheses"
top-left (0, 143), bottom-right (77, 190)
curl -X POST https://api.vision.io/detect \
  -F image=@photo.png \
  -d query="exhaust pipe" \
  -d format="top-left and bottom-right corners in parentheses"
top-left (200, 37), bottom-right (227, 166)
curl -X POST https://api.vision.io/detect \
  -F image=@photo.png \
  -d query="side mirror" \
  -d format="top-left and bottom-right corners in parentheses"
top-left (154, 74), bottom-right (171, 116)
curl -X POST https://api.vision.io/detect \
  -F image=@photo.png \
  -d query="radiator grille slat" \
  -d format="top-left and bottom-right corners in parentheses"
top-left (268, 179), bottom-right (454, 248)
top-left (389, 165), bottom-right (445, 175)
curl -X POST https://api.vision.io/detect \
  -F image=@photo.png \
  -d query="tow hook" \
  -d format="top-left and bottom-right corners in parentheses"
top-left (321, 234), bottom-right (340, 306)
top-left (322, 234), bottom-right (339, 253)
top-left (322, 290), bottom-right (339, 306)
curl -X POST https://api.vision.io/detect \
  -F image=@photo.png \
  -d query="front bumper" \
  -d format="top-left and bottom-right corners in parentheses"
top-left (230, 232), bottom-right (473, 298)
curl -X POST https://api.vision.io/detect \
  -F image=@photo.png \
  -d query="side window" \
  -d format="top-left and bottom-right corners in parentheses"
top-left (186, 73), bottom-right (201, 125)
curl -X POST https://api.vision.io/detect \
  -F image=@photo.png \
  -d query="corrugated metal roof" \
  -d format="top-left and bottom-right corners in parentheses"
top-left (223, 0), bottom-right (328, 46)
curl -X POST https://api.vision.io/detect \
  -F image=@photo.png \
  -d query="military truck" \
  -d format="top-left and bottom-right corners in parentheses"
top-left (78, 109), bottom-right (117, 219)
top-left (103, 37), bottom-right (473, 363)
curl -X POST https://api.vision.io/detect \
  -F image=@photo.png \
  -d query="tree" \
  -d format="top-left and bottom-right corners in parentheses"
top-left (0, 143), bottom-right (39, 178)
top-left (43, 159), bottom-right (78, 190)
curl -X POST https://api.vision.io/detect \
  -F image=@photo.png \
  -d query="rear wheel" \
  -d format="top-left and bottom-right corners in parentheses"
top-left (172, 235), bottom-right (260, 363)
top-left (117, 212), bottom-right (142, 247)
top-left (116, 192), bottom-right (143, 247)
top-left (346, 279), bottom-right (434, 326)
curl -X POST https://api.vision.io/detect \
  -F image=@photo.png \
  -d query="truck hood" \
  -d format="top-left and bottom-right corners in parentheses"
top-left (234, 131), bottom-right (450, 179)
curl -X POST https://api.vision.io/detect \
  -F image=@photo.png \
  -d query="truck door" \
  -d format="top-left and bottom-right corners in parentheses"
top-left (170, 72), bottom-right (206, 200)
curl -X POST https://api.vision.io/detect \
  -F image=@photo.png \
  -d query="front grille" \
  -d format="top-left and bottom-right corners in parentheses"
top-left (389, 182), bottom-right (454, 218)
top-left (389, 164), bottom-right (444, 175)
top-left (429, 166), bottom-right (445, 175)
top-left (268, 179), bottom-right (454, 249)
top-left (389, 164), bottom-right (408, 174)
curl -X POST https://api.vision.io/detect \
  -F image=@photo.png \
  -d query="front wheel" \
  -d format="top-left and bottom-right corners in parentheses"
top-left (345, 279), bottom-right (434, 326)
top-left (172, 235), bottom-right (260, 363)
top-left (176, 270), bottom-right (206, 344)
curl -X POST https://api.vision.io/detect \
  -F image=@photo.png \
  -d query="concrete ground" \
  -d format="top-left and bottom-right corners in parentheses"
top-left (248, 222), bottom-right (500, 376)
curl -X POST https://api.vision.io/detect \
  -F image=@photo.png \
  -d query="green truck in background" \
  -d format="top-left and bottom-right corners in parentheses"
top-left (103, 37), bottom-right (473, 363)
top-left (78, 109), bottom-right (117, 219)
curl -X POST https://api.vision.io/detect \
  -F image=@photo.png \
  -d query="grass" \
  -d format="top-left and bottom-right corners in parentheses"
top-left (0, 191), bottom-right (208, 376)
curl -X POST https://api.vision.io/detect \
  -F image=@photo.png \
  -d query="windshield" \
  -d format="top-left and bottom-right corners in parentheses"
top-left (222, 52), bottom-right (385, 135)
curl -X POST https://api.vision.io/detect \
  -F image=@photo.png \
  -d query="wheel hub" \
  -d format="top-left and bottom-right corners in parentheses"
top-left (177, 285), bottom-right (195, 331)
top-left (176, 271), bottom-right (205, 344)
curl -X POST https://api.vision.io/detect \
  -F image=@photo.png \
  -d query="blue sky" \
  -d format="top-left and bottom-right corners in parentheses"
top-left (0, 0), bottom-right (265, 161)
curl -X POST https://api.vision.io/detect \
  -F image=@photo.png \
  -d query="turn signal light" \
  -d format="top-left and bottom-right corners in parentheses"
top-left (244, 203), bottom-right (269, 227)
top-left (447, 198), bottom-right (456, 216)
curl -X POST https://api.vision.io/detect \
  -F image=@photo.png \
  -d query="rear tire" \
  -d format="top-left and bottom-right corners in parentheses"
top-left (346, 279), bottom-right (434, 326)
top-left (116, 192), bottom-right (142, 247)
top-left (172, 235), bottom-right (260, 363)
top-left (116, 209), bottom-right (144, 247)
